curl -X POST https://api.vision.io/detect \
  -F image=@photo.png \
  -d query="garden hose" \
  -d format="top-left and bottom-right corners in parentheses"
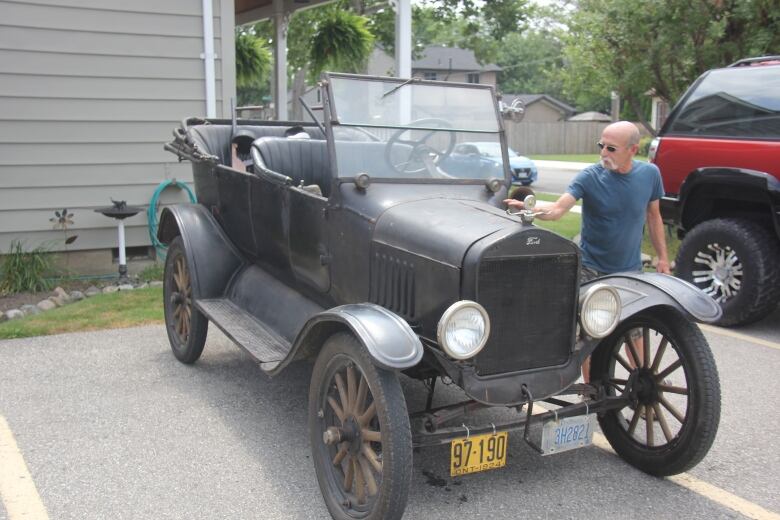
top-left (147, 179), bottom-right (196, 260)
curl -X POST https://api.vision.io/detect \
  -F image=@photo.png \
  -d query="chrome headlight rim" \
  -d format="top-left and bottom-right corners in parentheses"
top-left (579, 283), bottom-right (621, 339)
top-left (437, 300), bottom-right (491, 360)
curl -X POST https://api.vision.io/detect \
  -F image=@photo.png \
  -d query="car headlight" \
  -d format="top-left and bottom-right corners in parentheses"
top-left (579, 284), bottom-right (621, 338)
top-left (437, 301), bottom-right (490, 360)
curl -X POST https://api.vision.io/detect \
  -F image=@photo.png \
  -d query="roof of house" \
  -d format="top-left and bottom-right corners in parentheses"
top-left (413, 45), bottom-right (501, 73)
top-left (568, 111), bottom-right (611, 122)
top-left (501, 93), bottom-right (577, 116)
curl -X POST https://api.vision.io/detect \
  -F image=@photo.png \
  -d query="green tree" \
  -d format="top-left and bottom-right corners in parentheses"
top-left (495, 29), bottom-right (566, 99)
top-left (560, 0), bottom-right (780, 132)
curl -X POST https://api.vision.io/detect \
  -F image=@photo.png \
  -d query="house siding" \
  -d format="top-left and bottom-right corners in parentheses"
top-left (0, 0), bottom-right (235, 262)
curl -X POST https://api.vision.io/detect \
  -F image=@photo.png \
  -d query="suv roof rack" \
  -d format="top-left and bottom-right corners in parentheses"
top-left (728, 55), bottom-right (780, 67)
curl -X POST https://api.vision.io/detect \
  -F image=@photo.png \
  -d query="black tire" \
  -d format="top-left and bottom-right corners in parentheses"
top-left (675, 218), bottom-right (780, 326)
top-left (590, 308), bottom-right (720, 476)
top-left (309, 333), bottom-right (412, 520)
top-left (163, 236), bottom-right (208, 364)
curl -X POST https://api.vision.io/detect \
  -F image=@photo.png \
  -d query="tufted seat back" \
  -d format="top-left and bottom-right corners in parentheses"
top-left (251, 137), bottom-right (332, 197)
top-left (187, 124), bottom-right (325, 166)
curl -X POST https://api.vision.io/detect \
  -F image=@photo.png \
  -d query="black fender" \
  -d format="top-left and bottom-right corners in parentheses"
top-left (577, 272), bottom-right (721, 360)
top-left (677, 167), bottom-right (780, 234)
top-left (269, 303), bottom-right (423, 375)
top-left (157, 204), bottom-right (244, 300)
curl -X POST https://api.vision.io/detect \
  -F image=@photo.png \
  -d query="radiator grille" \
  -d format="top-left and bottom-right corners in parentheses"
top-left (370, 252), bottom-right (416, 319)
top-left (475, 254), bottom-right (578, 375)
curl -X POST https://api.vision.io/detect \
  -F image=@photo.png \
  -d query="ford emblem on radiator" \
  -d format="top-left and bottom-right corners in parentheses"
top-left (526, 236), bottom-right (541, 246)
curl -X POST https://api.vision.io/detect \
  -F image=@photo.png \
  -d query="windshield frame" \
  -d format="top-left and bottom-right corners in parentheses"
top-left (321, 72), bottom-right (511, 187)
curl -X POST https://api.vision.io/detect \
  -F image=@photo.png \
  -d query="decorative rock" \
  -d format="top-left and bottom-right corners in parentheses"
top-left (103, 285), bottom-right (119, 294)
top-left (54, 286), bottom-right (69, 299)
top-left (85, 286), bottom-right (100, 297)
top-left (37, 299), bottom-right (57, 311)
top-left (0, 311), bottom-right (6, 323)
top-left (49, 296), bottom-right (66, 307)
top-left (20, 304), bottom-right (41, 316)
top-left (641, 253), bottom-right (652, 266)
top-left (150, 281), bottom-right (163, 288)
top-left (6, 309), bottom-right (24, 320)
top-left (69, 290), bottom-right (85, 301)
top-left (118, 284), bottom-right (134, 291)
top-left (136, 282), bottom-right (149, 289)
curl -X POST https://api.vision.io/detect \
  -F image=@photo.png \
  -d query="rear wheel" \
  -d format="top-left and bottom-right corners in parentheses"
top-left (675, 218), bottom-right (780, 326)
top-left (309, 333), bottom-right (412, 520)
top-left (163, 236), bottom-right (208, 363)
top-left (590, 308), bottom-right (720, 476)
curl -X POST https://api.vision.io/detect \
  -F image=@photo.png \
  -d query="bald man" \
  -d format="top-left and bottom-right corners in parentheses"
top-left (506, 121), bottom-right (671, 281)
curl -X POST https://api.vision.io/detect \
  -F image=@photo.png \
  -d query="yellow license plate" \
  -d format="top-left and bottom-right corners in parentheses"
top-left (450, 431), bottom-right (508, 477)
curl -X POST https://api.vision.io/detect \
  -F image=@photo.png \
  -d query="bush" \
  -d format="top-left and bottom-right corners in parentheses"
top-left (0, 240), bottom-right (56, 294)
top-left (638, 136), bottom-right (653, 157)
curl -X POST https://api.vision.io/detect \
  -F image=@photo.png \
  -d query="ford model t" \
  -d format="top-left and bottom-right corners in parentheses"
top-left (161, 73), bottom-right (722, 520)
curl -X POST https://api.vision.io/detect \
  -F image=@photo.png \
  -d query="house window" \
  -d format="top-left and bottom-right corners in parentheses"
top-left (423, 72), bottom-right (437, 80)
top-left (467, 73), bottom-right (480, 84)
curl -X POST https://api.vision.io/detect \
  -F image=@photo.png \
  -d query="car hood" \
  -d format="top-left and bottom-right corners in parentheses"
top-left (372, 197), bottom-right (516, 267)
top-left (509, 155), bottom-right (535, 169)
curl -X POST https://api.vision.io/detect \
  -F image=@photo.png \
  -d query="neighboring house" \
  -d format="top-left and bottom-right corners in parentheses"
top-left (367, 45), bottom-right (501, 86)
top-left (500, 94), bottom-right (576, 123)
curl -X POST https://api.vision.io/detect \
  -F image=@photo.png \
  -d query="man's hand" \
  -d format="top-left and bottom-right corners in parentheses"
top-left (656, 259), bottom-right (672, 274)
top-left (503, 198), bottom-right (525, 210)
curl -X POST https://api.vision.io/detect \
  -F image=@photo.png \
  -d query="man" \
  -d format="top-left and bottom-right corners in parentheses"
top-left (505, 120), bottom-right (670, 279)
top-left (505, 121), bottom-right (671, 386)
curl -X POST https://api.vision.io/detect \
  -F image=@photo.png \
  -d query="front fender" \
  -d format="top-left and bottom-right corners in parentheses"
top-left (272, 303), bottom-right (423, 374)
top-left (590, 272), bottom-right (722, 324)
top-left (576, 273), bottom-right (720, 361)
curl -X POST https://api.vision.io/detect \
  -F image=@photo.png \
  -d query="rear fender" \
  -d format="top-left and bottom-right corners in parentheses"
top-left (157, 204), bottom-right (244, 299)
top-left (270, 303), bottom-right (423, 374)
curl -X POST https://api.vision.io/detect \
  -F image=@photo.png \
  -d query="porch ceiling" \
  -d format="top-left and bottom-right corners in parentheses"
top-left (235, 0), bottom-right (335, 25)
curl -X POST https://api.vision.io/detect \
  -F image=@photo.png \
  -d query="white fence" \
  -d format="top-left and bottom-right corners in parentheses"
top-left (505, 121), bottom-right (610, 155)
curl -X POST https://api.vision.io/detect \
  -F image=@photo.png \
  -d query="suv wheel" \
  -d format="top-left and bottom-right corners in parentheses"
top-left (675, 218), bottom-right (780, 326)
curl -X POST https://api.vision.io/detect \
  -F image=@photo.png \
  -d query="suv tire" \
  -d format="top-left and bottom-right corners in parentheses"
top-left (675, 218), bottom-right (780, 326)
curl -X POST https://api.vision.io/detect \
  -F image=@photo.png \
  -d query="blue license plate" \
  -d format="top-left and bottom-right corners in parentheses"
top-left (540, 414), bottom-right (596, 455)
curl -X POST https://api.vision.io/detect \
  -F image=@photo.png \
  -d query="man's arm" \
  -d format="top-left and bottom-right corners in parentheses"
top-left (504, 193), bottom-right (577, 221)
top-left (646, 199), bottom-right (671, 274)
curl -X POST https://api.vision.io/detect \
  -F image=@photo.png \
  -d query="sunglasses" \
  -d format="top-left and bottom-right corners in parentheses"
top-left (596, 142), bottom-right (619, 153)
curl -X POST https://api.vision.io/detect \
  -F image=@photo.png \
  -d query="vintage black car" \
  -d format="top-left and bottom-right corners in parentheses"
top-left (161, 73), bottom-right (722, 520)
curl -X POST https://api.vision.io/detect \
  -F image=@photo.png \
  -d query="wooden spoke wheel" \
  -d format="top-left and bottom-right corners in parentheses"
top-left (309, 333), bottom-right (411, 520)
top-left (590, 308), bottom-right (720, 476)
top-left (163, 236), bottom-right (207, 364)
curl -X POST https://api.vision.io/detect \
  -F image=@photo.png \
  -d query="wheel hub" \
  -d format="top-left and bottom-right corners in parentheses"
top-left (628, 369), bottom-right (660, 406)
top-left (692, 244), bottom-right (742, 302)
top-left (170, 291), bottom-right (184, 305)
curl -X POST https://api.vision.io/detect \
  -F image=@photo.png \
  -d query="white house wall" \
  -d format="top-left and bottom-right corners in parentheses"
top-left (0, 0), bottom-right (236, 257)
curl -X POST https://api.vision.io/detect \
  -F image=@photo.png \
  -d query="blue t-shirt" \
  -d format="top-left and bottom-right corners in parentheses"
top-left (566, 160), bottom-right (664, 273)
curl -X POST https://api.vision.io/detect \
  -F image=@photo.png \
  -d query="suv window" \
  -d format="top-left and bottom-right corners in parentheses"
top-left (667, 66), bottom-right (780, 138)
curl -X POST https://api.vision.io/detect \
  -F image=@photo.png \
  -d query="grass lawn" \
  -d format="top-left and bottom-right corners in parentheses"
top-left (0, 287), bottom-right (163, 339)
top-left (530, 154), bottom-right (648, 163)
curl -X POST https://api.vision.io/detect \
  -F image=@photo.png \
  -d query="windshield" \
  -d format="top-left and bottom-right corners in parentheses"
top-left (326, 74), bottom-right (506, 181)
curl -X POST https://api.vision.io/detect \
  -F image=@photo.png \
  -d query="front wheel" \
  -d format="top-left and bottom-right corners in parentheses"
top-left (590, 308), bottom-right (720, 476)
top-left (309, 333), bottom-right (412, 520)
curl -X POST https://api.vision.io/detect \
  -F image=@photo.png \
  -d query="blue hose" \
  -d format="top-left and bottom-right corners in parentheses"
top-left (147, 180), bottom-right (196, 260)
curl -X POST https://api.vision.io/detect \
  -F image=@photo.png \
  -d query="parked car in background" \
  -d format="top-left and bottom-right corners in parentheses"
top-left (650, 56), bottom-right (780, 326)
top-left (441, 141), bottom-right (538, 185)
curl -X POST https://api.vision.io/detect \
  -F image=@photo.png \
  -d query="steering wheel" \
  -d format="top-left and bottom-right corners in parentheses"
top-left (384, 118), bottom-right (456, 175)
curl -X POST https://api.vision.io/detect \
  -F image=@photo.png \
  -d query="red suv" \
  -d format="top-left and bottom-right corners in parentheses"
top-left (650, 56), bottom-right (780, 326)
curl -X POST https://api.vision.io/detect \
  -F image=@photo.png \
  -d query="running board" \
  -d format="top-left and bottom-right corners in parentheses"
top-left (197, 298), bottom-right (290, 372)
